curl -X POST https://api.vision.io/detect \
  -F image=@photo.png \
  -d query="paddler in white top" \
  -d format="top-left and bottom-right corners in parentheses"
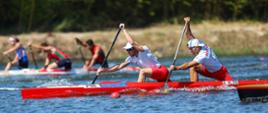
top-left (170, 17), bottom-right (233, 81)
top-left (97, 24), bottom-right (170, 82)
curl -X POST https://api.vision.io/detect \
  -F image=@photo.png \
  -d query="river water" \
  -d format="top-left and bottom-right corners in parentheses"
top-left (0, 56), bottom-right (267, 113)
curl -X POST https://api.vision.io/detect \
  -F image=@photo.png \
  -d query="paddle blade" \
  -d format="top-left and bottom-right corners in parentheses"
top-left (159, 83), bottom-right (171, 94)
top-left (75, 37), bottom-right (83, 45)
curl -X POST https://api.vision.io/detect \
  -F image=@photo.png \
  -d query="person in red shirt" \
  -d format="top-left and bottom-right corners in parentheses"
top-left (75, 38), bottom-right (108, 70)
top-left (28, 42), bottom-right (72, 71)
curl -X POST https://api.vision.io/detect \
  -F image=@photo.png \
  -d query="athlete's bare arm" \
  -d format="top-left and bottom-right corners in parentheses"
top-left (121, 24), bottom-right (144, 52)
top-left (97, 61), bottom-right (129, 74)
top-left (3, 43), bottom-right (21, 55)
top-left (170, 60), bottom-right (199, 70)
top-left (184, 17), bottom-right (195, 40)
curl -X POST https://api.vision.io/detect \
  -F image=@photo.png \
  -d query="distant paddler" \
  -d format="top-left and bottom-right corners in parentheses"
top-left (75, 38), bottom-right (108, 70)
top-left (27, 42), bottom-right (72, 71)
top-left (2, 36), bottom-right (29, 71)
top-left (97, 24), bottom-right (170, 82)
top-left (169, 17), bottom-right (233, 81)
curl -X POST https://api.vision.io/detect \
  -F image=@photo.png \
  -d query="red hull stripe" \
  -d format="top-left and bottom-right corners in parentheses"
top-left (21, 80), bottom-right (268, 100)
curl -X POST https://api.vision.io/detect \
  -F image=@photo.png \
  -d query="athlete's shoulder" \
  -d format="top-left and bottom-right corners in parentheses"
top-left (15, 42), bottom-right (22, 48)
top-left (125, 56), bottom-right (132, 62)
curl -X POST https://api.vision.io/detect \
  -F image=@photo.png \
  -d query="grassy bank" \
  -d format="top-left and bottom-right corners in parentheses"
top-left (1, 21), bottom-right (268, 64)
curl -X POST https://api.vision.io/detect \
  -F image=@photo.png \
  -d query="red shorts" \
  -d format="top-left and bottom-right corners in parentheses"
top-left (197, 65), bottom-right (233, 81)
top-left (151, 65), bottom-right (170, 82)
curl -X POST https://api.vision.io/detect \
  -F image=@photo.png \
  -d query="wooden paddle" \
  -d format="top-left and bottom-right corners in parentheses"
top-left (74, 37), bottom-right (86, 63)
top-left (6, 55), bottom-right (12, 62)
top-left (28, 47), bottom-right (38, 68)
top-left (3, 55), bottom-right (13, 71)
top-left (26, 40), bottom-right (38, 68)
top-left (161, 22), bottom-right (187, 93)
top-left (91, 25), bottom-right (123, 84)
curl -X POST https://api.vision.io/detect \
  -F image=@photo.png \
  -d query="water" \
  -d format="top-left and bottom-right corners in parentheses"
top-left (0, 56), bottom-right (268, 113)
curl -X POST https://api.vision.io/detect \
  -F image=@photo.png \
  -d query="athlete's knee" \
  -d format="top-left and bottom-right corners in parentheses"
top-left (139, 69), bottom-right (146, 75)
top-left (11, 61), bottom-right (17, 64)
top-left (190, 67), bottom-right (197, 72)
top-left (140, 68), bottom-right (152, 74)
top-left (193, 65), bottom-right (202, 72)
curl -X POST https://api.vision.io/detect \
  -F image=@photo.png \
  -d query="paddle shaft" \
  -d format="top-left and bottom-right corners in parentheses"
top-left (164, 23), bottom-right (187, 86)
top-left (29, 47), bottom-right (38, 68)
top-left (74, 37), bottom-right (87, 62)
top-left (78, 46), bottom-right (86, 62)
top-left (6, 55), bottom-right (12, 62)
top-left (91, 27), bottom-right (122, 84)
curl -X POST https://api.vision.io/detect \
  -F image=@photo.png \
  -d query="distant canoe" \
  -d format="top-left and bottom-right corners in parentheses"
top-left (0, 67), bottom-right (139, 77)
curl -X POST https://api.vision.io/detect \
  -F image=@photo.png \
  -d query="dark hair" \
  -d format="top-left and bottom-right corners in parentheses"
top-left (126, 47), bottom-right (134, 51)
top-left (14, 38), bottom-right (19, 42)
top-left (40, 42), bottom-right (49, 47)
top-left (11, 36), bottom-right (20, 42)
top-left (86, 39), bottom-right (94, 46)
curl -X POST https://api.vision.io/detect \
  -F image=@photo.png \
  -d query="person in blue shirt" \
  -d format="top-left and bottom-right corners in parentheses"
top-left (2, 36), bottom-right (29, 71)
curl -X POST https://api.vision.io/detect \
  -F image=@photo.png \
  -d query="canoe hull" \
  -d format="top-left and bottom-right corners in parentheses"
top-left (237, 84), bottom-right (268, 102)
top-left (21, 80), bottom-right (268, 100)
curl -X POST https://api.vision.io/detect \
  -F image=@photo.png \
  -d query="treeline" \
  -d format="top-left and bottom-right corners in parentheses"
top-left (0, 0), bottom-right (267, 34)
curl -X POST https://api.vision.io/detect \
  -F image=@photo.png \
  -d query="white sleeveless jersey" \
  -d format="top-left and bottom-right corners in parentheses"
top-left (193, 46), bottom-right (222, 73)
top-left (125, 46), bottom-right (161, 68)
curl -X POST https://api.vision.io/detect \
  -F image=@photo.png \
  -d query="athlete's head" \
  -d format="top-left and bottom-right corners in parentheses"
top-left (187, 39), bottom-right (205, 55)
top-left (40, 42), bottom-right (50, 52)
top-left (40, 42), bottom-right (49, 47)
top-left (86, 39), bottom-right (94, 48)
top-left (8, 36), bottom-right (19, 45)
top-left (123, 42), bottom-right (138, 57)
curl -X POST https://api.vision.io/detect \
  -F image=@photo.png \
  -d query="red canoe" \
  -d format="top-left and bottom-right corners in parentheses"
top-left (21, 79), bottom-right (268, 100)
